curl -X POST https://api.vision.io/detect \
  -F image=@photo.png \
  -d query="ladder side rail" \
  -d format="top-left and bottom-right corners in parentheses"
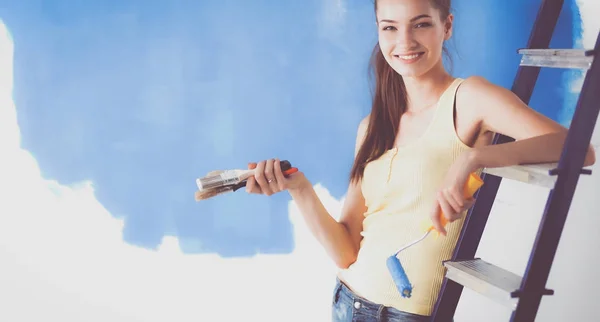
top-left (510, 30), bottom-right (600, 322)
top-left (432, 0), bottom-right (565, 320)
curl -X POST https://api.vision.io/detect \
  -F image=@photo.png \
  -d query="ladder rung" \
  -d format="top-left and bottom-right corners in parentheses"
top-left (444, 259), bottom-right (522, 310)
top-left (483, 163), bottom-right (557, 188)
top-left (483, 163), bottom-right (593, 189)
top-left (518, 48), bottom-right (594, 69)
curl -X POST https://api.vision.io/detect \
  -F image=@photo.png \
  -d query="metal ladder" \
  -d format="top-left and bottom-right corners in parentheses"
top-left (431, 0), bottom-right (599, 321)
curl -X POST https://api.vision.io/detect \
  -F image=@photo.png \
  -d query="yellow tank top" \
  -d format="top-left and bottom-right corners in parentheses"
top-left (337, 78), bottom-right (475, 316)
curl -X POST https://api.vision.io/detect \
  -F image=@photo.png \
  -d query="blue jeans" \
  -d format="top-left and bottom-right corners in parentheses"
top-left (331, 278), bottom-right (431, 322)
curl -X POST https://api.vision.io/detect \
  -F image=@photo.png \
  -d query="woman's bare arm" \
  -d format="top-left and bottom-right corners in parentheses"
top-left (287, 117), bottom-right (369, 269)
top-left (459, 76), bottom-right (596, 169)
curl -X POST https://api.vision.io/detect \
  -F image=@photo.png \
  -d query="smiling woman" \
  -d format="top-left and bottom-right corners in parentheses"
top-left (1, 0), bottom-right (598, 320)
top-left (245, 0), bottom-right (595, 321)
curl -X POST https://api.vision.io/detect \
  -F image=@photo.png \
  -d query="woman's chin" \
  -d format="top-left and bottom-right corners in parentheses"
top-left (390, 65), bottom-right (427, 79)
top-left (390, 59), bottom-right (440, 79)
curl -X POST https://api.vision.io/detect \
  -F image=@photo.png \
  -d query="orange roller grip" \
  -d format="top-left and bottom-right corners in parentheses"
top-left (425, 172), bottom-right (484, 234)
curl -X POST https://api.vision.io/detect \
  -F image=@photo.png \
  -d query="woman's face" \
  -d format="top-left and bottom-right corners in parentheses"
top-left (376, 0), bottom-right (452, 78)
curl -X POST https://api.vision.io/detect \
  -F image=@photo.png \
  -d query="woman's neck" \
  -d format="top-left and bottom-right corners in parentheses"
top-left (402, 62), bottom-right (454, 113)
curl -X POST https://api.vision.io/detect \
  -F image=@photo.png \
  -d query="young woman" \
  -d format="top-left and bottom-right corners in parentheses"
top-left (245, 0), bottom-right (596, 321)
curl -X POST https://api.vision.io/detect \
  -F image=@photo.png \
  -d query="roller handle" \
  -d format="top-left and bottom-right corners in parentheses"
top-left (425, 172), bottom-right (484, 233)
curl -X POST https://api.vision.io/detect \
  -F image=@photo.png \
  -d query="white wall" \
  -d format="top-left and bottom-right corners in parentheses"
top-left (456, 1), bottom-right (600, 320)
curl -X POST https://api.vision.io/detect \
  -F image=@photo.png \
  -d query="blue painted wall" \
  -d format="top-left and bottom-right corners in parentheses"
top-left (0, 0), bottom-right (581, 257)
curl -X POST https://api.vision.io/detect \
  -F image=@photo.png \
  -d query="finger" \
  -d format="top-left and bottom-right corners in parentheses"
top-left (273, 158), bottom-right (288, 190)
top-left (265, 158), bottom-right (279, 193)
top-left (246, 162), bottom-right (261, 194)
top-left (449, 187), bottom-right (466, 209)
top-left (437, 191), bottom-right (457, 223)
top-left (442, 189), bottom-right (462, 214)
top-left (463, 197), bottom-right (476, 212)
top-left (246, 177), bottom-right (262, 194)
top-left (429, 201), bottom-right (446, 236)
top-left (254, 160), bottom-right (272, 195)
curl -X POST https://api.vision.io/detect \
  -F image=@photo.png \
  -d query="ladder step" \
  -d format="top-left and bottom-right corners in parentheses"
top-left (519, 48), bottom-right (594, 69)
top-left (483, 163), bottom-right (557, 188)
top-left (443, 259), bottom-right (522, 310)
top-left (482, 163), bottom-right (593, 189)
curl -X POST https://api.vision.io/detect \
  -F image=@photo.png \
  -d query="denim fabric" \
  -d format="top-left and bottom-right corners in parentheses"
top-left (331, 278), bottom-right (431, 322)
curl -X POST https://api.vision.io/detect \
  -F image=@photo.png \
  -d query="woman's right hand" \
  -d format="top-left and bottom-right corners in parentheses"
top-left (245, 158), bottom-right (309, 196)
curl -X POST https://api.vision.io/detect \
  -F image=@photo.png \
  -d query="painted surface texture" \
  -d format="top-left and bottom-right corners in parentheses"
top-left (0, 0), bottom-right (581, 257)
top-left (0, 0), bottom-right (591, 321)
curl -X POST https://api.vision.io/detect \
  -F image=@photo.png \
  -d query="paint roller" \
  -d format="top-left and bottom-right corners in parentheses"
top-left (387, 172), bottom-right (484, 298)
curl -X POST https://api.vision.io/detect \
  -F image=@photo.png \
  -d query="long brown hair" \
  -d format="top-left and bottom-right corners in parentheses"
top-left (349, 0), bottom-right (452, 184)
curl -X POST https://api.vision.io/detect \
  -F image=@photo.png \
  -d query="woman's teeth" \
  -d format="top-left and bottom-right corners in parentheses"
top-left (398, 53), bottom-right (422, 60)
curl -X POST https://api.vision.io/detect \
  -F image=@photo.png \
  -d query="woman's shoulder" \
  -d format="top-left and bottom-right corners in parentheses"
top-left (456, 75), bottom-right (517, 115)
top-left (354, 115), bottom-right (370, 155)
top-left (358, 114), bottom-right (370, 132)
top-left (457, 75), bottom-right (517, 101)
top-left (457, 75), bottom-right (500, 97)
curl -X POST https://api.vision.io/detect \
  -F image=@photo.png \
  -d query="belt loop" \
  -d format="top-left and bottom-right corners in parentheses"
top-left (333, 279), bottom-right (343, 304)
top-left (377, 305), bottom-right (385, 320)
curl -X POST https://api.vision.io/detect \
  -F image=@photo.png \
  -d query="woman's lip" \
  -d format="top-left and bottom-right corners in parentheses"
top-left (393, 52), bottom-right (425, 63)
top-left (393, 52), bottom-right (425, 57)
top-left (394, 52), bottom-right (423, 55)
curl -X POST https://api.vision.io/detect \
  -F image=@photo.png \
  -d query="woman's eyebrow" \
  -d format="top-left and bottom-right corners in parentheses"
top-left (380, 14), bottom-right (432, 24)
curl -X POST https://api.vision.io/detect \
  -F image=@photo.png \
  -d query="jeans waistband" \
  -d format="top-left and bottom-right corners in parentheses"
top-left (333, 278), bottom-right (431, 322)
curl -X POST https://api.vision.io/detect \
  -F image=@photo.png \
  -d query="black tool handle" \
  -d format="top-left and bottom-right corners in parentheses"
top-left (232, 160), bottom-right (295, 192)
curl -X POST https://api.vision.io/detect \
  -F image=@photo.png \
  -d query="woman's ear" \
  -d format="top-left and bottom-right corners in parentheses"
top-left (444, 14), bottom-right (454, 40)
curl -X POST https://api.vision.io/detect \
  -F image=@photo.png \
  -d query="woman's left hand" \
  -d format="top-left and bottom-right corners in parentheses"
top-left (430, 151), bottom-right (479, 236)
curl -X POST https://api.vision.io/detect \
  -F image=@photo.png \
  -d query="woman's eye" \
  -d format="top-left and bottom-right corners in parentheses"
top-left (382, 26), bottom-right (397, 31)
top-left (415, 22), bottom-right (432, 28)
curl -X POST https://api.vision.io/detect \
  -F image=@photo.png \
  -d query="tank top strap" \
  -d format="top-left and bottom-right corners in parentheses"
top-left (428, 77), bottom-right (465, 138)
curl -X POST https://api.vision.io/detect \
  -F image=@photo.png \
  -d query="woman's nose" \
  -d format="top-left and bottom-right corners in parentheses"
top-left (395, 29), bottom-right (415, 47)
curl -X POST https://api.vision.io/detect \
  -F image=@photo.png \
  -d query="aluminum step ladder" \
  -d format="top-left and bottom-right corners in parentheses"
top-left (431, 0), bottom-right (599, 321)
